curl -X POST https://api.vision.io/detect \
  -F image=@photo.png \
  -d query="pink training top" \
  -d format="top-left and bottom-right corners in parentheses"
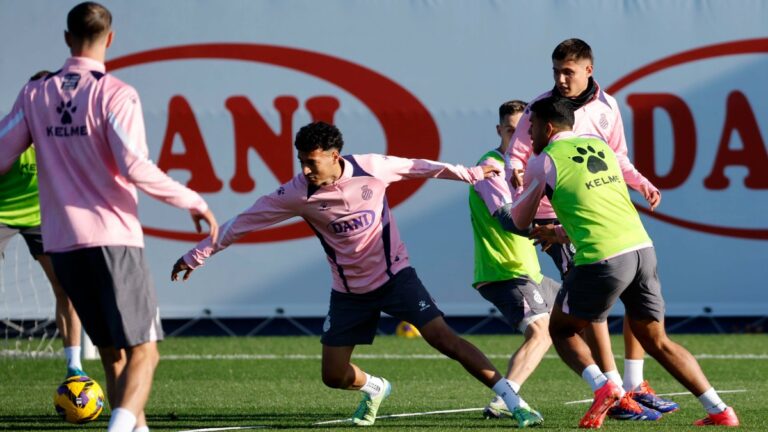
top-left (0, 57), bottom-right (208, 252)
top-left (474, 150), bottom-right (512, 214)
top-left (184, 154), bottom-right (486, 294)
top-left (507, 82), bottom-right (658, 219)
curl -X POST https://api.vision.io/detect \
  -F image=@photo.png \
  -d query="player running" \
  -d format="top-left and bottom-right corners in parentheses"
top-left (172, 121), bottom-right (532, 427)
top-left (468, 100), bottom-right (559, 427)
top-left (506, 38), bottom-right (674, 421)
top-left (0, 3), bottom-right (218, 432)
top-left (511, 96), bottom-right (739, 428)
top-left (0, 144), bottom-right (86, 378)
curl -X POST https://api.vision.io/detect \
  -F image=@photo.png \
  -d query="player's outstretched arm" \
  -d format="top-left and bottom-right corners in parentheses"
top-left (368, 154), bottom-right (498, 184)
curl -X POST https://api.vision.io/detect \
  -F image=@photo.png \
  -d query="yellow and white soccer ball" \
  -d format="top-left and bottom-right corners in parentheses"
top-left (395, 321), bottom-right (421, 338)
top-left (53, 375), bottom-right (105, 424)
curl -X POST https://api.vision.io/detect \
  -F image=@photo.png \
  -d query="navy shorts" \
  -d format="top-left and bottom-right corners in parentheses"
top-left (555, 247), bottom-right (665, 322)
top-left (321, 267), bottom-right (444, 346)
top-left (50, 246), bottom-right (164, 349)
top-left (478, 275), bottom-right (560, 332)
top-left (0, 224), bottom-right (44, 258)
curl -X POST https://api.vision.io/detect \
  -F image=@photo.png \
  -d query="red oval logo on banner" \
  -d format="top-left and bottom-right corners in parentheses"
top-left (608, 38), bottom-right (768, 240)
top-left (106, 44), bottom-right (440, 243)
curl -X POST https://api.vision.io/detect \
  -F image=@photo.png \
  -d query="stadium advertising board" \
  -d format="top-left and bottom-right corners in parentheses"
top-left (1, 1), bottom-right (766, 318)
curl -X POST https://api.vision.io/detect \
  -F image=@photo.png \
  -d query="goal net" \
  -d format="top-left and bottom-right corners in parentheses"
top-left (0, 235), bottom-right (58, 357)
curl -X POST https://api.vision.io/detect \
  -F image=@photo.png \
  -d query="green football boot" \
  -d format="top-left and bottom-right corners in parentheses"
top-left (352, 378), bottom-right (391, 426)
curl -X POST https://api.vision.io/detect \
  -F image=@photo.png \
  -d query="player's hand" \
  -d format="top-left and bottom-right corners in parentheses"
top-left (510, 168), bottom-right (525, 188)
top-left (171, 257), bottom-right (194, 281)
top-left (646, 190), bottom-right (661, 211)
top-left (481, 165), bottom-right (501, 178)
top-left (191, 208), bottom-right (219, 244)
top-left (530, 223), bottom-right (559, 252)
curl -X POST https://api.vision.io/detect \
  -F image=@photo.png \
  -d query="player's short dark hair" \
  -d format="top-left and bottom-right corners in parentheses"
top-left (67, 2), bottom-right (112, 42)
top-left (552, 38), bottom-right (593, 63)
top-left (529, 96), bottom-right (575, 129)
top-left (499, 100), bottom-right (527, 124)
top-left (294, 122), bottom-right (344, 153)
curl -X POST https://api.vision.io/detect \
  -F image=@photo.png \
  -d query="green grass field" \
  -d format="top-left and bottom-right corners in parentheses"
top-left (1, 334), bottom-right (766, 431)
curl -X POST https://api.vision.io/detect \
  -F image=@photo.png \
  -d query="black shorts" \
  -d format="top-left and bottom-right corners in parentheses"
top-left (555, 247), bottom-right (665, 322)
top-left (478, 275), bottom-right (560, 332)
top-left (0, 224), bottom-right (44, 258)
top-left (534, 218), bottom-right (575, 279)
top-left (50, 246), bottom-right (164, 349)
top-left (321, 267), bottom-right (444, 346)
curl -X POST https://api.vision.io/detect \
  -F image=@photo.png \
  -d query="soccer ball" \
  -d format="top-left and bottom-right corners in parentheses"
top-left (53, 375), bottom-right (105, 424)
top-left (395, 321), bottom-right (421, 338)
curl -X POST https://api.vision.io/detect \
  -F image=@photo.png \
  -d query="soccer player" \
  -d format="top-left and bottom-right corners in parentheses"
top-left (172, 121), bottom-right (529, 427)
top-left (0, 3), bottom-right (218, 432)
top-left (0, 144), bottom-right (86, 378)
top-left (468, 100), bottom-right (560, 427)
top-left (506, 38), bottom-right (675, 420)
top-left (511, 96), bottom-right (739, 428)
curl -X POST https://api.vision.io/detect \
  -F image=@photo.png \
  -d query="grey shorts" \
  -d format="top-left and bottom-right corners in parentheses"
top-left (555, 247), bottom-right (665, 322)
top-left (0, 224), bottom-right (44, 258)
top-left (478, 276), bottom-right (561, 332)
top-left (534, 218), bottom-right (576, 279)
top-left (321, 267), bottom-right (443, 346)
top-left (50, 246), bottom-right (164, 349)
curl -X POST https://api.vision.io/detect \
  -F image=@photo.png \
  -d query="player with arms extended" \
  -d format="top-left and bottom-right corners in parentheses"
top-left (173, 121), bottom-right (533, 427)
top-left (0, 3), bottom-right (218, 431)
top-left (511, 96), bottom-right (739, 428)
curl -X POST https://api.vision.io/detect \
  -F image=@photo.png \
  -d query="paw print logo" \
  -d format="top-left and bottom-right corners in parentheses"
top-left (56, 100), bottom-right (77, 125)
top-left (571, 145), bottom-right (608, 174)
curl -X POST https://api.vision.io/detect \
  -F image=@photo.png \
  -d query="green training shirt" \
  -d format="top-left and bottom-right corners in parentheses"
top-left (0, 146), bottom-right (41, 227)
top-left (543, 136), bottom-right (650, 265)
top-left (469, 150), bottom-right (542, 286)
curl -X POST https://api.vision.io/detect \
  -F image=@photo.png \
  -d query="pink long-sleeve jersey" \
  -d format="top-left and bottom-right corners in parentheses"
top-left (184, 154), bottom-right (485, 294)
top-left (507, 82), bottom-right (658, 219)
top-left (0, 57), bottom-right (208, 252)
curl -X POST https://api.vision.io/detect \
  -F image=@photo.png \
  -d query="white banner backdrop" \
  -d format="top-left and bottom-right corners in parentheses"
top-left (1, 1), bottom-right (766, 317)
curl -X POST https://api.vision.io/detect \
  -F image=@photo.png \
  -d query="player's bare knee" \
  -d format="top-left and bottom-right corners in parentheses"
top-left (321, 370), bottom-right (348, 389)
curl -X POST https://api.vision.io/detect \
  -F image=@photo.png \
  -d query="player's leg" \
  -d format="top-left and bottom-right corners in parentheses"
top-left (19, 226), bottom-right (85, 376)
top-left (113, 341), bottom-right (159, 429)
top-left (622, 248), bottom-right (737, 426)
top-left (550, 257), bottom-right (652, 428)
top-left (476, 277), bottom-right (555, 422)
top-left (37, 253), bottom-right (85, 375)
top-left (320, 288), bottom-right (390, 426)
top-left (622, 317), bottom-right (678, 413)
top-left (383, 268), bottom-right (525, 426)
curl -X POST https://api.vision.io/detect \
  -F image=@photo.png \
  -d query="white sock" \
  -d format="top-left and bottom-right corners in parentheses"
top-left (604, 370), bottom-right (626, 397)
top-left (508, 379), bottom-right (521, 394)
top-left (492, 378), bottom-right (522, 410)
top-left (623, 359), bottom-right (644, 392)
top-left (133, 427), bottom-right (149, 432)
top-left (64, 346), bottom-right (82, 370)
top-left (108, 408), bottom-right (137, 432)
top-left (581, 364), bottom-right (608, 393)
top-left (698, 388), bottom-right (727, 414)
top-left (360, 373), bottom-right (385, 397)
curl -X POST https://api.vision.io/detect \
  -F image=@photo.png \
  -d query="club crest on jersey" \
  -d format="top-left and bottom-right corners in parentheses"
top-left (599, 113), bottom-right (609, 130)
top-left (361, 185), bottom-right (373, 200)
top-left (328, 210), bottom-right (375, 236)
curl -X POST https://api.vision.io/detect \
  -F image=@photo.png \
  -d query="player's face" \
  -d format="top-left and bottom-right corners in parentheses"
top-left (298, 148), bottom-right (341, 186)
top-left (496, 112), bottom-right (524, 147)
top-left (528, 113), bottom-right (551, 155)
top-left (552, 58), bottom-right (593, 98)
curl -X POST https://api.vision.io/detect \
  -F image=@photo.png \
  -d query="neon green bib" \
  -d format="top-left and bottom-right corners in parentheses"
top-left (469, 150), bottom-right (542, 286)
top-left (0, 146), bottom-right (41, 227)
top-left (543, 137), bottom-right (650, 265)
